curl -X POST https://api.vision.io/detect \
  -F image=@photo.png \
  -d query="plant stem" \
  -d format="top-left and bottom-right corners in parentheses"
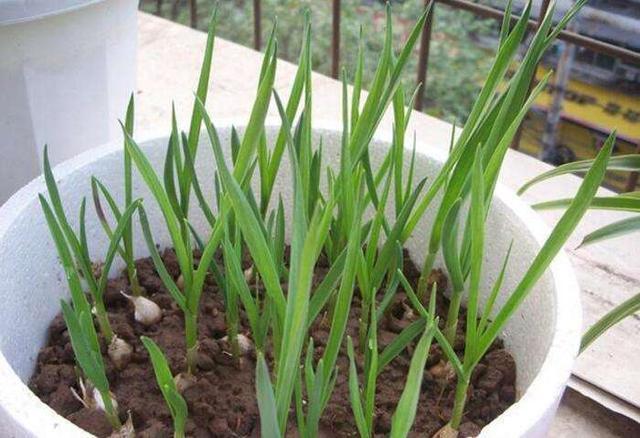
top-left (185, 312), bottom-right (199, 374)
top-left (443, 289), bottom-right (463, 345)
top-left (128, 264), bottom-right (144, 297)
top-left (94, 301), bottom-right (114, 344)
top-left (359, 301), bottom-right (370, 351)
top-left (416, 251), bottom-right (437, 301)
top-left (450, 374), bottom-right (470, 430)
top-left (227, 315), bottom-right (240, 360)
top-left (100, 389), bottom-right (122, 430)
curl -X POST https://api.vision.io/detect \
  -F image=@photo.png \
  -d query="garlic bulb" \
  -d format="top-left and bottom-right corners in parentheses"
top-left (108, 336), bottom-right (133, 370)
top-left (121, 292), bottom-right (162, 326)
top-left (174, 372), bottom-right (196, 393)
top-left (222, 333), bottom-right (253, 355)
top-left (428, 360), bottom-right (455, 382)
top-left (433, 424), bottom-right (458, 438)
top-left (243, 265), bottom-right (254, 282)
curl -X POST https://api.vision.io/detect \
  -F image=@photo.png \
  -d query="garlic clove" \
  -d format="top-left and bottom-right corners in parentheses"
top-left (428, 360), bottom-right (455, 382)
top-left (174, 372), bottom-right (196, 393)
top-left (121, 292), bottom-right (162, 326)
top-left (221, 333), bottom-right (253, 355)
top-left (243, 265), bottom-right (254, 282)
top-left (176, 274), bottom-right (185, 290)
top-left (433, 424), bottom-right (458, 438)
top-left (108, 336), bottom-right (133, 370)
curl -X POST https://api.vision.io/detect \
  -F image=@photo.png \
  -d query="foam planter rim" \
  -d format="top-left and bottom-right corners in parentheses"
top-left (0, 122), bottom-right (582, 437)
top-left (0, 0), bottom-right (107, 26)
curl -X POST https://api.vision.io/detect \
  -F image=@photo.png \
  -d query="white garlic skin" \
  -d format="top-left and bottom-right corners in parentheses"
top-left (222, 333), bottom-right (254, 355)
top-left (93, 386), bottom-right (119, 412)
top-left (109, 412), bottom-right (135, 438)
top-left (243, 266), bottom-right (254, 282)
top-left (108, 336), bottom-right (133, 370)
top-left (433, 424), bottom-right (458, 438)
top-left (122, 292), bottom-right (162, 326)
top-left (174, 372), bottom-right (196, 393)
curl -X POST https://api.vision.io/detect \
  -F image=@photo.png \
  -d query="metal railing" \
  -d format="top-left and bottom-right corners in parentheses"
top-left (159, 0), bottom-right (640, 191)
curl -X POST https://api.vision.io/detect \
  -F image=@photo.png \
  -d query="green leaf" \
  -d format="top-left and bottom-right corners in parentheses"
top-left (274, 105), bottom-right (336, 427)
top-left (363, 301), bottom-right (378, 430)
top-left (307, 248), bottom-right (347, 327)
top-left (96, 200), bottom-right (142, 297)
top-left (42, 146), bottom-right (98, 295)
top-left (39, 195), bottom-right (92, 319)
top-left (222, 238), bottom-right (259, 339)
top-left (164, 107), bottom-right (183, 218)
top-left (351, 3), bottom-right (431, 164)
top-left (579, 216), bottom-right (640, 247)
top-left (180, 10), bottom-right (218, 216)
top-left (319, 186), bottom-right (363, 384)
top-left (350, 25), bottom-right (364, 130)
top-left (519, 155), bottom-right (640, 195)
top-left (478, 133), bottom-right (615, 365)
top-left (199, 100), bottom-right (286, 321)
top-left (91, 177), bottom-right (126, 259)
top-left (378, 318), bottom-right (426, 372)
top-left (138, 206), bottom-right (186, 311)
top-left (181, 131), bottom-right (216, 226)
top-left (256, 352), bottom-right (282, 438)
top-left (370, 178), bottom-right (427, 290)
top-left (533, 196), bottom-right (640, 213)
top-left (60, 301), bottom-right (108, 393)
top-left (466, 147), bottom-right (486, 348)
top-left (122, 128), bottom-right (191, 284)
top-left (234, 48), bottom-right (277, 182)
top-left (141, 336), bottom-right (178, 395)
top-left (499, 0), bottom-right (514, 45)
top-left (390, 318), bottom-right (436, 438)
top-left (478, 242), bottom-right (513, 335)
top-left (404, 1), bottom-right (533, 239)
top-left (581, 291), bottom-right (640, 353)
top-left (441, 198), bottom-right (464, 291)
top-left (347, 337), bottom-right (370, 438)
top-left (264, 14), bottom-right (311, 210)
top-left (141, 336), bottom-right (188, 436)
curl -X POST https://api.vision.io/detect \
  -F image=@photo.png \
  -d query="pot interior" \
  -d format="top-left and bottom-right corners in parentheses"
top-left (0, 125), bottom-right (555, 422)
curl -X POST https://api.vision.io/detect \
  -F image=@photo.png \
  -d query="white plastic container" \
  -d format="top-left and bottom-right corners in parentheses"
top-left (0, 0), bottom-right (138, 204)
top-left (0, 124), bottom-right (581, 437)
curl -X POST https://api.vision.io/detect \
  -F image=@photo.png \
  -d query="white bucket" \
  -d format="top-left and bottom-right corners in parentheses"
top-left (0, 124), bottom-right (582, 436)
top-left (0, 0), bottom-right (138, 204)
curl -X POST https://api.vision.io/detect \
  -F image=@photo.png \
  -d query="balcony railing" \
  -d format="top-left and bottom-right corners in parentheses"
top-left (151, 0), bottom-right (640, 192)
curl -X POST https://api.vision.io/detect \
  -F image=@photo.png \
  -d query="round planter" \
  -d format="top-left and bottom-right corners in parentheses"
top-left (0, 124), bottom-right (581, 437)
top-left (0, 0), bottom-right (138, 204)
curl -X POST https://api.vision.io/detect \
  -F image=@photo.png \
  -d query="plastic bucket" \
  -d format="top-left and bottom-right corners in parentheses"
top-left (0, 0), bottom-right (138, 204)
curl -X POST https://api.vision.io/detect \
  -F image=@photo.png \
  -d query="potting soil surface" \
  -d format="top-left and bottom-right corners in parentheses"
top-left (30, 248), bottom-right (516, 437)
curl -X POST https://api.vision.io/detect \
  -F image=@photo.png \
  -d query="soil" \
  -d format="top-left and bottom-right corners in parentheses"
top-left (29, 248), bottom-right (516, 437)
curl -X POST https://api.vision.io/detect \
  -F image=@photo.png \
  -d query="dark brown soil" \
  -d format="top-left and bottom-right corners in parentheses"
top-left (29, 248), bottom-right (516, 437)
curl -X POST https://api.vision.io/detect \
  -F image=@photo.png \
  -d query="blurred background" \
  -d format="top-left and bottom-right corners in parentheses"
top-left (140, 0), bottom-right (640, 193)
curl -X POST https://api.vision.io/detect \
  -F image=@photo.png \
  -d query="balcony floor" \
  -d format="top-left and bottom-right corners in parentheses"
top-left (136, 11), bottom-right (640, 436)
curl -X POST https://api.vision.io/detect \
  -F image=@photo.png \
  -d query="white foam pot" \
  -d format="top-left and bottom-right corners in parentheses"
top-left (0, 0), bottom-right (138, 204)
top-left (0, 124), bottom-right (581, 437)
